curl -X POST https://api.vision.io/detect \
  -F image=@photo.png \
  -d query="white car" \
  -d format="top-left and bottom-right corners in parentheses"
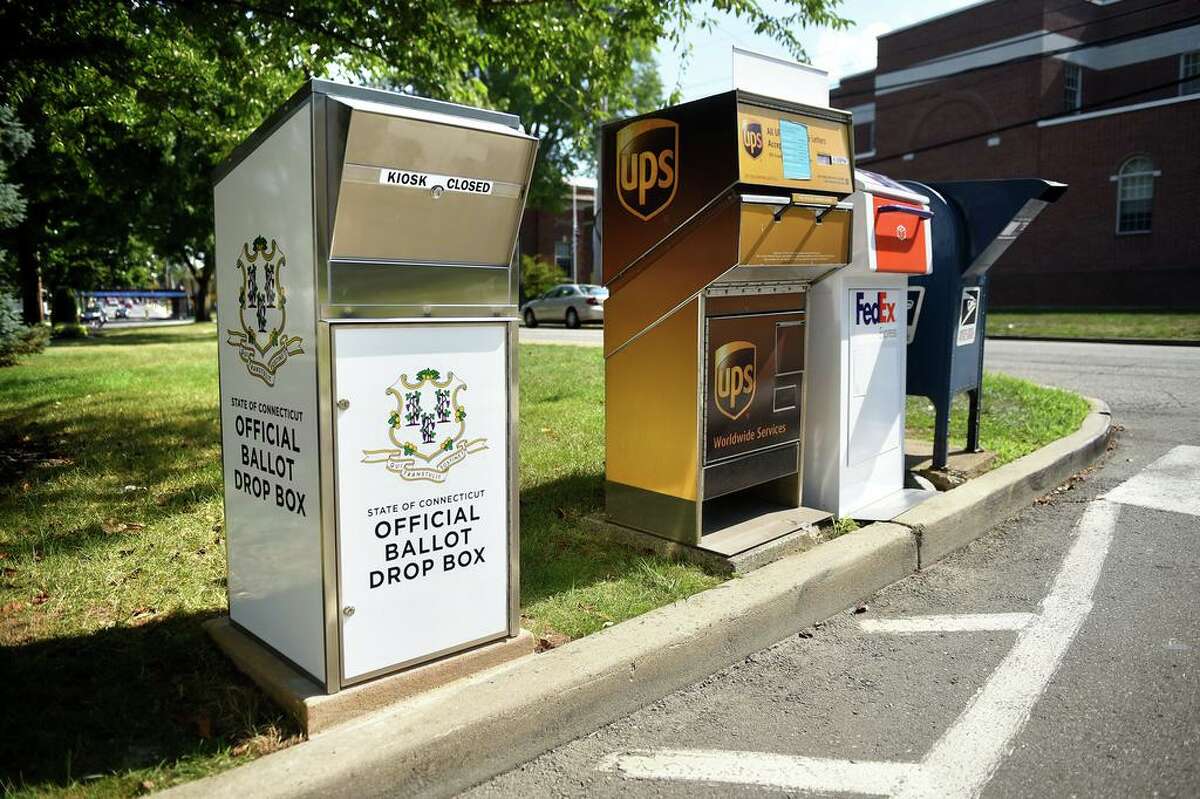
top-left (521, 284), bottom-right (607, 328)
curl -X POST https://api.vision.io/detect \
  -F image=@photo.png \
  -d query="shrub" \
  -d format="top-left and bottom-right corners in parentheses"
top-left (520, 254), bottom-right (567, 302)
top-left (0, 294), bottom-right (47, 366)
top-left (52, 322), bottom-right (89, 340)
top-left (51, 287), bottom-right (79, 325)
top-left (19, 324), bottom-right (50, 353)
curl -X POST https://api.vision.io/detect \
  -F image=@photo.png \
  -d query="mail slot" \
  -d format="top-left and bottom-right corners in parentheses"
top-left (600, 87), bottom-right (854, 555)
top-left (213, 79), bottom-right (537, 694)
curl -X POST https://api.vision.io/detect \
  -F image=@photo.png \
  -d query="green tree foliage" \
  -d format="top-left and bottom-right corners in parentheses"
top-left (0, 106), bottom-right (32, 231)
top-left (520, 255), bottom-right (568, 301)
top-left (0, 0), bottom-right (849, 322)
top-left (0, 294), bottom-right (48, 366)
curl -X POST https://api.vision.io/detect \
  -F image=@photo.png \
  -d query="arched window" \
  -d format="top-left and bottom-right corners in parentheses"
top-left (1114, 156), bottom-right (1157, 234)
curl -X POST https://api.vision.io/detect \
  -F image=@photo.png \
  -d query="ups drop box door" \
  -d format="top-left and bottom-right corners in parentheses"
top-left (331, 324), bottom-right (510, 683)
top-left (704, 312), bottom-right (805, 499)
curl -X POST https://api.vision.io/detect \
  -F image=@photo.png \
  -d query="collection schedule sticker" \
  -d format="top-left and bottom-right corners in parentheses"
top-left (780, 119), bottom-right (812, 181)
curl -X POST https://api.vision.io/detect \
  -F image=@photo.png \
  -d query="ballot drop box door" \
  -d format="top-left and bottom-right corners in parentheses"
top-left (332, 323), bottom-right (511, 683)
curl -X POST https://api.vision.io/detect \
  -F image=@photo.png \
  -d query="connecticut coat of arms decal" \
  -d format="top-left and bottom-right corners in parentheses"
top-left (361, 369), bottom-right (488, 483)
top-left (225, 235), bottom-right (304, 385)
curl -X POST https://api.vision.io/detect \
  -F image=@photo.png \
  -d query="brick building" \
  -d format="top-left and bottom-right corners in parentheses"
top-left (830, 0), bottom-right (1200, 308)
top-left (517, 176), bottom-right (596, 291)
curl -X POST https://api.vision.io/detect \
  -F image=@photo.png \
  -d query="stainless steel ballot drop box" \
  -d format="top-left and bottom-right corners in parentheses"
top-left (599, 89), bottom-right (855, 556)
top-left (213, 80), bottom-right (537, 693)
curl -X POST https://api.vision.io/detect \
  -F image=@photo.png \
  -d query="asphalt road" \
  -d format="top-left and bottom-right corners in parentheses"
top-left (472, 338), bottom-right (1200, 798)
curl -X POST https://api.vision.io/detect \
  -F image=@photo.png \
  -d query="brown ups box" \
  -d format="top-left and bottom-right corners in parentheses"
top-left (600, 90), bottom-right (854, 554)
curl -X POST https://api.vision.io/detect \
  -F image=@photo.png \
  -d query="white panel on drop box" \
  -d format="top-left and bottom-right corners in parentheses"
top-left (215, 104), bottom-right (325, 683)
top-left (732, 46), bottom-right (829, 107)
top-left (332, 324), bottom-right (509, 682)
top-left (847, 289), bottom-right (902, 467)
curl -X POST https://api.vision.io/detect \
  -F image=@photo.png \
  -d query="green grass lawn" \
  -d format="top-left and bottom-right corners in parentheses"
top-left (905, 372), bottom-right (1091, 466)
top-left (989, 310), bottom-right (1200, 342)
top-left (0, 325), bottom-right (718, 797)
top-left (0, 325), bottom-right (1087, 796)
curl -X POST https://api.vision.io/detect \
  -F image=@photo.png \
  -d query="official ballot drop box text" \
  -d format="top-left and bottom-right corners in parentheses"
top-left (214, 80), bottom-right (537, 693)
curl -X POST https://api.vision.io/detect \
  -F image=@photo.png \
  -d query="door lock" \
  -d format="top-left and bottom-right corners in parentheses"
top-left (342, 606), bottom-right (355, 617)
top-left (336, 399), bottom-right (350, 410)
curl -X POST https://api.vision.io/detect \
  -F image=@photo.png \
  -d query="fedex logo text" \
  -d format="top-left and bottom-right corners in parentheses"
top-left (855, 291), bottom-right (897, 327)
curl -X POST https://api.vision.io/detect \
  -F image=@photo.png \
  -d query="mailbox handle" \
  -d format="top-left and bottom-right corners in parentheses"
top-left (876, 204), bottom-right (934, 220)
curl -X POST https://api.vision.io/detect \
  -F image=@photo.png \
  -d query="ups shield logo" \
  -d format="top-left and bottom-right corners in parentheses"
top-left (742, 121), bottom-right (763, 158)
top-left (616, 118), bottom-right (678, 221)
top-left (714, 341), bottom-right (756, 421)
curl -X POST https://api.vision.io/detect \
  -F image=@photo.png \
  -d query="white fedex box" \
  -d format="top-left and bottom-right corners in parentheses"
top-left (214, 79), bottom-right (537, 692)
top-left (803, 170), bottom-right (936, 520)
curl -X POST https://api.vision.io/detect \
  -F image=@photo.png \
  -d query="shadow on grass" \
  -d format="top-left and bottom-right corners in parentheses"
top-left (0, 610), bottom-right (299, 791)
top-left (0, 407), bottom-right (221, 559)
top-left (517, 471), bottom-right (715, 608)
top-left (57, 325), bottom-right (217, 348)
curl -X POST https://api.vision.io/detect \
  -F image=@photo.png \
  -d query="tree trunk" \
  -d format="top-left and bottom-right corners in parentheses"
top-left (17, 224), bottom-right (43, 325)
top-left (193, 248), bottom-right (214, 322)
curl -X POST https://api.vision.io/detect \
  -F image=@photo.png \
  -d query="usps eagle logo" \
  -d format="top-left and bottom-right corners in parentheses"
top-left (225, 235), bottom-right (303, 386)
top-left (361, 368), bottom-right (488, 483)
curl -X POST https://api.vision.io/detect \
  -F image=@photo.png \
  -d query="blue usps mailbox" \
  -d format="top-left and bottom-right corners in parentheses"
top-left (901, 179), bottom-right (1067, 470)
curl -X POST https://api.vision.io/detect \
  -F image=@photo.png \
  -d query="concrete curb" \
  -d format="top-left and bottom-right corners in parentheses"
top-left (166, 525), bottom-right (916, 799)
top-left (893, 397), bottom-right (1112, 567)
top-left (164, 400), bottom-right (1112, 799)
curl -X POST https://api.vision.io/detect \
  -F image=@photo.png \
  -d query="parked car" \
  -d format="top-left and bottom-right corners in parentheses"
top-left (81, 305), bottom-right (107, 328)
top-left (521, 284), bottom-right (607, 329)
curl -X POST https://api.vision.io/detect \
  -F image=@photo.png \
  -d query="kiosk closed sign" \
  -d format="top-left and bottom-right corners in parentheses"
top-left (333, 324), bottom-right (510, 682)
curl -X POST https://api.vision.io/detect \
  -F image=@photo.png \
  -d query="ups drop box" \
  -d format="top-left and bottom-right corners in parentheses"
top-left (600, 89), bottom-right (854, 554)
top-left (213, 79), bottom-right (537, 693)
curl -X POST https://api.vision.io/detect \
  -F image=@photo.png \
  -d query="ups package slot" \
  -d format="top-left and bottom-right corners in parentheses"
top-left (738, 195), bottom-right (851, 267)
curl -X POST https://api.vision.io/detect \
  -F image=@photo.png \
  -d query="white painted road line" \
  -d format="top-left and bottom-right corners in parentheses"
top-left (859, 613), bottom-right (1036, 634)
top-left (892, 498), bottom-right (1120, 797)
top-left (597, 499), bottom-right (1122, 797)
top-left (1102, 444), bottom-right (1200, 517)
top-left (598, 749), bottom-right (919, 795)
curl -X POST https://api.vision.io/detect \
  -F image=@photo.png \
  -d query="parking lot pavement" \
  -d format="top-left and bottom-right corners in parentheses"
top-left (469, 340), bottom-right (1200, 798)
top-left (517, 326), bottom-right (603, 347)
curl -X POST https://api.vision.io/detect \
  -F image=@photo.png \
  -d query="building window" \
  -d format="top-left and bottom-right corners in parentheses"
top-left (1064, 63), bottom-right (1082, 112)
top-left (1181, 51), bottom-right (1200, 96)
top-left (861, 120), bottom-right (875, 154)
top-left (1114, 156), bottom-right (1156, 234)
top-left (554, 240), bottom-right (571, 270)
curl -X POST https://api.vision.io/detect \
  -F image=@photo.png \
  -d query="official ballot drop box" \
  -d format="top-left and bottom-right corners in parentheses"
top-left (214, 80), bottom-right (537, 693)
top-left (902, 179), bottom-right (1066, 470)
top-left (803, 170), bottom-right (936, 520)
top-left (600, 89), bottom-right (855, 555)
